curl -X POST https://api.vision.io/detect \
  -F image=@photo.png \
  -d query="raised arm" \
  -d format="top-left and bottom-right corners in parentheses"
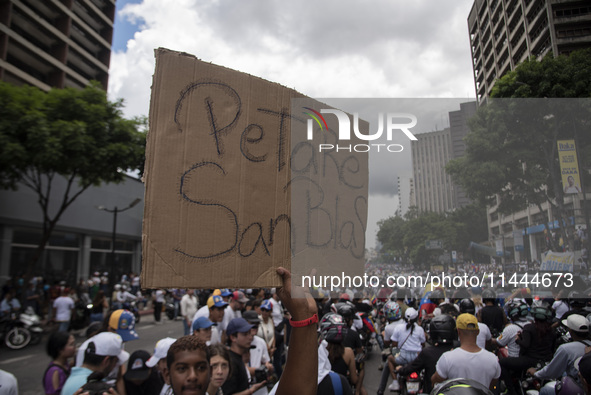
top-left (275, 267), bottom-right (318, 395)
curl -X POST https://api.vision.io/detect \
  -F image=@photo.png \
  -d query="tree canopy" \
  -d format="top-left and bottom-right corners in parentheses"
top-left (0, 81), bottom-right (146, 277)
top-left (446, 49), bottom-right (591, 251)
top-left (376, 203), bottom-right (489, 267)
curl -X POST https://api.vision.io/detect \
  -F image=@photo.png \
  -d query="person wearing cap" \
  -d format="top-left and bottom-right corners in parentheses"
top-left (161, 267), bottom-right (320, 395)
top-left (192, 295), bottom-right (228, 345)
top-left (192, 316), bottom-right (215, 344)
top-left (432, 313), bottom-right (500, 390)
top-left (123, 349), bottom-right (164, 395)
top-left (146, 337), bottom-right (176, 395)
top-left (220, 291), bottom-right (249, 338)
top-left (258, 299), bottom-right (276, 358)
top-left (243, 310), bottom-right (274, 395)
top-left (75, 309), bottom-right (139, 366)
top-left (527, 314), bottom-right (591, 395)
top-left (221, 289), bottom-right (233, 302)
top-left (222, 317), bottom-right (268, 395)
top-left (61, 332), bottom-right (129, 395)
top-left (181, 289), bottom-right (199, 336)
top-left (500, 305), bottom-right (556, 395)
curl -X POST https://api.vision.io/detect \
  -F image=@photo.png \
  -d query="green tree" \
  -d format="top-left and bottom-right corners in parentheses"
top-left (447, 49), bottom-right (591, 252)
top-left (376, 203), bottom-right (488, 268)
top-left (0, 82), bottom-right (146, 278)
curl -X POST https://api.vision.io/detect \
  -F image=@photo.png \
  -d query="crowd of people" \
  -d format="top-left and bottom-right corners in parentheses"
top-left (1, 267), bottom-right (320, 395)
top-left (4, 264), bottom-right (591, 395)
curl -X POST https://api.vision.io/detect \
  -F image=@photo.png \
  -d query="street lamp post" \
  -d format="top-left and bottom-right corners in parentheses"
top-left (97, 198), bottom-right (141, 284)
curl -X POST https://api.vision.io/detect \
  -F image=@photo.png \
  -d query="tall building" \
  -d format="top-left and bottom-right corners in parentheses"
top-left (396, 176), bottom-right (414, 217)
top-left (448, 101), bottom-right (477, 208)
top-left (468, 0), bottom-right (591, 101)
top-left (411, 102), bottom-right (477, 214)
top-left (0, 0), bottom-right (144, 284)
top-left (0, 0), bottom-right (116, 91)
top-left (412, 128), bottom-right (456, 213)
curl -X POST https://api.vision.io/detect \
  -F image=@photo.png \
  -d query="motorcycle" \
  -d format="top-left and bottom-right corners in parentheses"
top-left (165, 295), bottom-right (176, 321)
top-left (122, 300), bottom-right (141, 324)
top-left (19, 307), bottom-right (43, 345)
top-left (517, 362), bottom-right (549, 395)
top-left (0, 312), bottom-right (32, 350)
top-left (399, 370), bottom-right (423, 395)
top-left (70, 299), bottom-right (91, 330)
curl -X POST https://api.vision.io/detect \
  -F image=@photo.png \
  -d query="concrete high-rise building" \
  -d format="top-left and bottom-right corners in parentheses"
top-left (0, 0), bottom-right (116, 91)
top-left (411, 102), bottom-right (477, 214)
top-left (396, 176), bottom-right (414, 217)
top-left (448, 101), bottom-right (477, 208)
top-left (468, 0), bottom-right (591, 101)
top-left (0, 1), bottom-right (144, 284)
top-left (412, 128), bottom-right (456, 213)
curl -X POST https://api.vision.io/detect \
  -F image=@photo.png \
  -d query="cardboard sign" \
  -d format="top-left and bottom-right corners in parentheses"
top-left (142, 48), bottom-right (367, 289)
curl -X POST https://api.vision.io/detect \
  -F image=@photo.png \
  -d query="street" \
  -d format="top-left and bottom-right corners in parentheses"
top-left (0, 312), bottom-right (385, 395)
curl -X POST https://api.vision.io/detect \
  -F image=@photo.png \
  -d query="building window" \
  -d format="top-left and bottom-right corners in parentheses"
top-left (10, 228), bottom-right (80, 285)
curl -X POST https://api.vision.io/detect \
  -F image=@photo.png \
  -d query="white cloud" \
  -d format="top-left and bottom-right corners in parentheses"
top-left (108, 0), bottom-right (478, 248)
top-left (108, 0), bottom-right (476, 117)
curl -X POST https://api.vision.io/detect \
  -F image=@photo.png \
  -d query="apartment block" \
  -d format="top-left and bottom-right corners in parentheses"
top-left (468, 0), bottom-right (591, 101)
top-left (0, 0), bottom-right (116, 91)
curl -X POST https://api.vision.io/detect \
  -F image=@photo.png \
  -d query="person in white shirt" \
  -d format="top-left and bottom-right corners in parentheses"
top-left (192, 295), bottom-right (228, 345)
top-left (552, 291), bottom-right (569, 319)
top-left (180, 289), bottom-right (198, 336)
top-left (458, 298), bottom-right (491, 350)
top-left (257, 299), bottom-right (276, 356)
top-left (388, 307), bottom-right (425, 391)
top-left (270, 290), bottom-right (286, 377)
top-left (116, 285), bottom-right (137, 305)
top-left (0, 291), bottom-right (21, 318)
top-left (53, 290), bottom-right (75, 332)
top-left (192, 316), bottom-right (214, 345)
top-left (0, 368), bottom-right (18, 395)
top-left (153, 289), bottom-right (165, 324)
top-left (220, 291), bottom-right (248, 333)
top-left (493, 301), bottom-right (529, 358)
top-left (244, 310), bottom-right (273, 395)
top-left (432, 313), bottom-right (501, 390)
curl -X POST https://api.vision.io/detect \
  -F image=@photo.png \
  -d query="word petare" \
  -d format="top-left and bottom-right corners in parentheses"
top-left (304, 108), bottom-right (418, 152)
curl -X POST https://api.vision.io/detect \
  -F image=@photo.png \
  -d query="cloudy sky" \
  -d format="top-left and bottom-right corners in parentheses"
top-left (108, 0), bottom-right (477, 248)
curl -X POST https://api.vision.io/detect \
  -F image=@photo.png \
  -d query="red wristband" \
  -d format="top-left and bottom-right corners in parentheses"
top-left (289, 313), bottom-right (318, 327)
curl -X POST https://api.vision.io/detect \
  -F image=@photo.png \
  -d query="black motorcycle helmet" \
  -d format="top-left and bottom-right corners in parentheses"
top-left (430, 378), bottom-right (494, 395)
top-left (459, 298), bottom-right (476, 315)
top-left (568, 291), bottom-right (587, 309)
top-left (319, 313), bottom-right (348, 344)
top-left (506, 302), bottom-right (529, 321)
top-left (430, 289), bottom-right (445, 304)
top-left (481, 289), bottom-right (496, 304)
top-left (429, 314), bottom-right (457, 344)
top-left (332, 302), bottom-right (356, 321)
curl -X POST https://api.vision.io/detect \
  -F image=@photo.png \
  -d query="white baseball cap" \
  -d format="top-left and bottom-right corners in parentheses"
top-left (86, 332), bottom-right (129, 365)
top-left (562, 314), bottom-right (589, 332)
top-left (146, 337), bottom-right (177, 368)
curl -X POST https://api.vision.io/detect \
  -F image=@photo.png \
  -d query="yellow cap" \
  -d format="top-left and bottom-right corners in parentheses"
top-left (456, 313), bottom-right (479, 330)
top-left (213, 289), bottom-right (222, 296)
